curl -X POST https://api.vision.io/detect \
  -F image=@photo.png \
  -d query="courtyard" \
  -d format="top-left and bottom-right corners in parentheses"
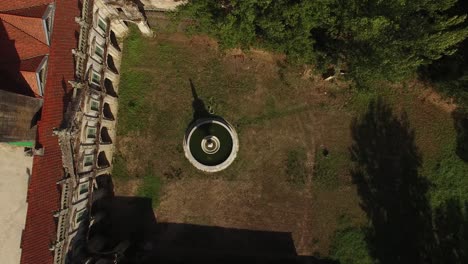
top-left (112, 20), bottom-right (468, 260)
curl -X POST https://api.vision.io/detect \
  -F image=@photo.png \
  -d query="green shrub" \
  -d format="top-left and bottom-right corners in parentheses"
top-left (330, 227), bottom-right (374, 264)
top-left (176, 0), bottom-right (468, 87)
top-left (426, 149), bottom-right (468, 208)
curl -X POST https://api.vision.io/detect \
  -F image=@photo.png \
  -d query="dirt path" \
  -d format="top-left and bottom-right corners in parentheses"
top-left (293, 111), bottom-right (317, 255)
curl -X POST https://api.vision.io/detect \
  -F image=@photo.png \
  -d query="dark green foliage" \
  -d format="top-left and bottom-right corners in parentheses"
top-left (432, 199), bottom-right (468, 263)
top-left (425, 140), bottom-right (468, 207)
top-left (334, 0), bottom-right (468, 85)
top-left (345, 98), bottom-right (468, 263)
top-left (330, 227), bottom-right (373, 264)
top-left (421, 39), bottom-right (468, 109)
top-left (420, 1), bottom-right (468, 109)
top-left (331, 201), bottom-right (468, 264)
top-left (285, 148), bottom-right (307, 184)
top-left (176, 0), bottom-right (333, 64)
top-left (176, 0), bottom-right (468, 85)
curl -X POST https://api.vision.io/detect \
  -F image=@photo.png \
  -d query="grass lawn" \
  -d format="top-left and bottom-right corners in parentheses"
top-left (113, 21), bottom-right (468, 261)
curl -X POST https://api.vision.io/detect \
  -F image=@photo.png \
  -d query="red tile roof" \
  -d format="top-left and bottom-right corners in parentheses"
top-left (1, 3), bottom-right (49, 18)
top-left (19, 71), bottom-right (39, 95)
top-left (20, 56), bottom-right (47, 96)
top-left (19, 55), bottom-right (46, 72)
top-left (0, 1), bottom-right (51, 12)
top-left (0, 13), bottom-right (47, 44)
top-left (19, 0), bottom-right (79, 263)
top-left (0, 5), bottom-right (49, 97)
top-left (0, 19), bottom-right (48, 61)
top-left (0, 55), bottom-right (46, 96)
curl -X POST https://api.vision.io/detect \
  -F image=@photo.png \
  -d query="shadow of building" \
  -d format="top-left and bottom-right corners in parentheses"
top-left (85, 195), bottom-right (338, 264)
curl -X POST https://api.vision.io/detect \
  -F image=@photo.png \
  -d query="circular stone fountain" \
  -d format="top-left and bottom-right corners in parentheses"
top-left (183, 118), bottom-right (239, 172)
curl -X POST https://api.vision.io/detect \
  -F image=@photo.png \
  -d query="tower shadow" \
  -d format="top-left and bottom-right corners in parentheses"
top-left (189, 78), bottom-right (212, 121)
top-left (84, 196), bottom-right (339, 264)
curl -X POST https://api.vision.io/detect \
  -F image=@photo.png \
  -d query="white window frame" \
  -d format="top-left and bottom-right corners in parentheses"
top-left (97, 17), bottom-right (107, 34)
top-left (85, 125), bottom-right (97, 143)
top-left (75, 209), bottom-right (87, 225)
top-left (87, 126), bottom-right (97, 139)
top-left (83, 154), bottom-right (94, 168)
top-left (95, 44), bottom-right (104, 59)
top-left (42, 4), bottom-right (55, 45)
top-left (90, 99), bottom-right (99, 112)
top-left (35, 56), bottom-right (48, 96)
top-left (79, 182), bottom-right (89, 195)
top-left (91, 70), bottom-right (101, 86)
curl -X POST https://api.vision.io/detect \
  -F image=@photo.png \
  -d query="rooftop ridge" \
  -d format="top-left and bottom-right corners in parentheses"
top-left (0, 3), bottom-right (50, 14)
top-left (19, 54), bottom-right (48, 61)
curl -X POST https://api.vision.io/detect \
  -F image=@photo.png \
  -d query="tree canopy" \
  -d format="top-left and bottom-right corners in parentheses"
top-left (176, 0), bottom-right (468, 85)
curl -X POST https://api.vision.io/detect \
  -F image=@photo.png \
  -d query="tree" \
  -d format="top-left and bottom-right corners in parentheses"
top-left (176, 0), bottom-right (468, 85)
top-left (176, 0), bottom-right (334, 63)
top-left (332, 0), bottom-right (468, 85)
top-left (420, 0), bottom-right (468, 109)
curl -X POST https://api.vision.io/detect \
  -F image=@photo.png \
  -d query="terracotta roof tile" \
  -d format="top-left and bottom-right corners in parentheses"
top-left (0, 13), bottom-right (47, 44)
top-left (19, 55), bottom-right (45, 72)
top-left (0, 19), bottom-right (48, 59)
top-left (19, 0), bottom-right (80, 263)
top-left (1, 3), bottom-right (49, 18)
top-left (0, 1), bottom-right (51, 12)
top-left (19, 71), bottom-right (39, 96)
top-left (0, 54), bottom-right (46, 97)
top-left (0, 16), bottom-right (48, 96)
top-left (0, 67), bottom-right (35, 97)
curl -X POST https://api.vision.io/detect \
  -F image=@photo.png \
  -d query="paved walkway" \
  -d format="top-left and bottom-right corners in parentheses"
top-left (0, 143), bottom-right (31, 264)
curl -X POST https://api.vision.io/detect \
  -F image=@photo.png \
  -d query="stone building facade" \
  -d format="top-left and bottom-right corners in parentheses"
top-left (1, 0), bottom-right (154, 263)
top-left (49, 0), bottom-right (152, 263)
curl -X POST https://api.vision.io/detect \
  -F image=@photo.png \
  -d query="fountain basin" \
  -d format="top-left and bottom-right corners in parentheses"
top-left (183, 118), bottom-right (239, 172)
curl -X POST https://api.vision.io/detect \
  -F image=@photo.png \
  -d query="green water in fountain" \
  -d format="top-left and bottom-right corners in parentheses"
top-left (188, 122), bottom-right (233, 166)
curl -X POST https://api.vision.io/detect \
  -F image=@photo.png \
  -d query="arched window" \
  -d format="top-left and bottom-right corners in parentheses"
top-left (104, 78), bottom-right (117, 97)
top-left (102, 103), bottom-right (114, 120)
top-left (100, 127), bottom-right (112, 144)
top-left (97, 151), bottom-right (110, 168)
top-left (107, 55), bottom-right (118, 74)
